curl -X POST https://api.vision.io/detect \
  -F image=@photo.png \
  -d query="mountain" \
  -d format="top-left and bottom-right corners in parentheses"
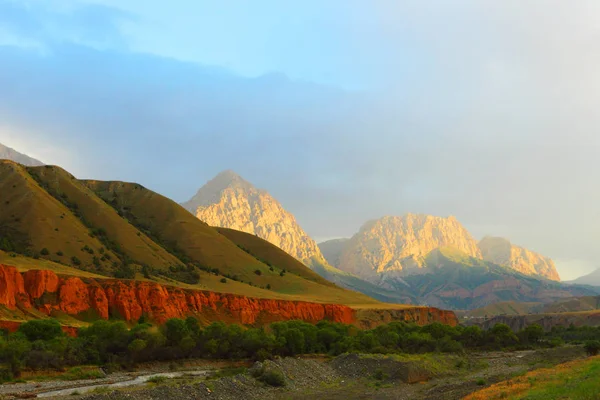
top-left (478, 236), bottom-right (560, 281)
top-left (0, 143), bottom-right (43, 166)
top-left (182, 171), bottom-right (420, 304)
top-left (399, 248), bottom-right (597, 310)
top-left (0, 160), bottom-right (380, 306)
top-left (570, 268), bottom-right (600, 287)
top-left (182, 170), bottom-right (324, 264)
top-left (333, 214), bottom-right (482, 283)
top-left (318, 215), bottom-right (594, 309)
top-left (319, 238), bottom-right (349, 269)
top-left (0, 160), bottom-right (462, 328)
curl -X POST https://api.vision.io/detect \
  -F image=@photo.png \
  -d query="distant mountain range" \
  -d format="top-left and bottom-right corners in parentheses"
top-left (184, 171), bottom-right (595, 310)
top-left (319, 215), bottom-right (559, 282)
top-left (0, 142), bottom-right (43, 166)
top-left (569, 268), bottom-right (600, 287)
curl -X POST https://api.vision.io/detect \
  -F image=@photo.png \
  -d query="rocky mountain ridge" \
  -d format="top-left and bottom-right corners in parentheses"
top-left (182, 170), bottom-right (326, 265)
top-left (321, 215), bottom-right (560, 282)
top-left (478, 236), bottom-right (560, 281)
top-left (333, 214), bottom-right (483, 282)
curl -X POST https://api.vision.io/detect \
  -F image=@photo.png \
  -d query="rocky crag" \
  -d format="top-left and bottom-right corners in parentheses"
top-left (182, 170), bottom-right (325, 266)
top-left (479, 236), bottom-right (560, 281)
top-left (323, 214), bottom-right (560, 282)
top-left (0, 265), bottom-right (458, 328)
top-left (333, 214), bottom-right (482, 282)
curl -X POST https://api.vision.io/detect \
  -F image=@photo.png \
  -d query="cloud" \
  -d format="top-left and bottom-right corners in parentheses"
top-left (0, 0), bottom-right (133, 49)
top-left (1, 1), bottom-right (599, 279)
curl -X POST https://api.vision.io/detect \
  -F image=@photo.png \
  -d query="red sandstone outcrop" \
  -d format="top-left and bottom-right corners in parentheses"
top-left (0, 264), bottom-right (457, 328)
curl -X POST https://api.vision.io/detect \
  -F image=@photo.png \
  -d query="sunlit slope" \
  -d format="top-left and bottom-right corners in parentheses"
top-left (215, 227), bottom-right (335, 286)
top-left (83, 180), bottom-right (383, 304)
top-left (0, 161), bottom-right (121, 272)
top-left (27, 165), bottom-right (183, 271)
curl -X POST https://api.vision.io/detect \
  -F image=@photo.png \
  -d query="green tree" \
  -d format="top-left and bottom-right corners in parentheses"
top-left (19, 319), bottom-right (63, 341)
top-left (584, 340), bottom-right (600, 356)
top-left (0, 335), bottom-right (31, 377)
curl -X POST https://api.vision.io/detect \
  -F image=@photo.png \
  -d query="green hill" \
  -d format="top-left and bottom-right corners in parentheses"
top-left (394, 248), bottom-right (599, 310)
top-left (0, 160), bottom-right (385, 307)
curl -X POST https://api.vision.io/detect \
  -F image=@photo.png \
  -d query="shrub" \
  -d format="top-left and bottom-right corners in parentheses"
top-left (19, 319), bottom-right (63, 341)
top-left (147, 375), bottom-right (168, 384)
top-left (584, 340), bottom-right (600, 356)
top-left (40, 248), bottom-right (49, 256)
top-left (254, 269), bottom-right (262, 276)
top-left (220, 278), bottom-right (227, 283)
top-left (71, 256), bottom-right (81, 266)
top-left (259, 370), bottom-right (286, 387)
top-left (56, 251), bottom-right (64, 256)
top-left (476, 378), bottom-right (486, 386)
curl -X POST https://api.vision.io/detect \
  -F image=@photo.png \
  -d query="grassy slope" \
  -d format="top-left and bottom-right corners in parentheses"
top-left (216, 227), bottom-right (336, 286)
top-left (1, 162), bottom-right (391, 306)
top-left (83, 180), bottom-right (384, 306)
top-left (465, 356), bottom-right (600, 400)
top-left (0, 161), bottom-right (120, 272)
top-left (0, 250), bottom-right (104, 278)
top-left (27, 166), bottom-right (184, 271)
top-left (459, 301), bottom-right (543, 318)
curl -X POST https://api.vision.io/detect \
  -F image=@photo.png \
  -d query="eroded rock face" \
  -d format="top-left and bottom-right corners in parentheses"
top-left (478, 236), bottom-right (560, 281)
top-left (336, 214), bottom-right (482, 279)
top-left (182, 170), bottom-right (324, 264)
top-left (0, 264), bottom-right (457, 328)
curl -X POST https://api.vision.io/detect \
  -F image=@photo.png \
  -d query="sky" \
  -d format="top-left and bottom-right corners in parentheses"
top-left (1, 0), bottom-right (599, 280)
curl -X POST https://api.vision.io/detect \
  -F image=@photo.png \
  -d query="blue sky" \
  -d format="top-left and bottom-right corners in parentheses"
top-left (1, 0), bottom-right (600, 279)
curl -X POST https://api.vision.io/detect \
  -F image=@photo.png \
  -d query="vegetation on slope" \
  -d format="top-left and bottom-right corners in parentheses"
top-left (396, 248), bottom-right (599, 310)
top-left (216, 227), bottom-right (334, 286)
top-left (465, 356), bottom-right (600, 400)
top-left (0, 161), bottom-right (388, 307)
top-left (27, 165), bottom-right (184, 275)
top-left (0, 161), bottom-right (121, 273)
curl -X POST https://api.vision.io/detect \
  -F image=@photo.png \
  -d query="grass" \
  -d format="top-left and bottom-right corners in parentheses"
top-left (24, 366), bottom-right (104, 382)
top-left (358, 353), bottom-right (482, 376)
top-left (207, 367), bottom-right (247, 380)
top-left (0, 251), bottom-right (104, 278)
top-left (465, 356), bottom-right (600, 400)
top-left (146, 375), bottom-right (168, 384)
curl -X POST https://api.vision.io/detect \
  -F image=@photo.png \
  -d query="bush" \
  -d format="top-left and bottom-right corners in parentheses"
top-left (40, 248), bottom-right (49, 256)
top-left (254, 269), bottom-right (262, 276)
top-left (220, 278), bottom-right (227, 283)
top-left (259, 370), bottom-right (286, 387)
top-left (71, 256), bottom-right (81, 266)
top-left (584, 340), bottom-right (600, 356)
top-left (19, 319), bottom-right (63, 341)
top-left (147, 375), bottom-right (168, 384)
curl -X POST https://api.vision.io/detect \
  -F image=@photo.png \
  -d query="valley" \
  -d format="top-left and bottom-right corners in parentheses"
top-left (0, 155), bottom-right (599, 400)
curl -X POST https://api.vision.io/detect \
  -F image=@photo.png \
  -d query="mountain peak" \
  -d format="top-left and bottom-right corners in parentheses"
top-left (478, 236), bottom-right (560, 281)
top-left (182, 170), bottom-right (256, 211)
top-left (210, 169), bottom-right (255, 190)
top-left (181, 171), bottom-right (325, 264)
top-left (338, 214), bottom-right (482, 280)
top-left (0, 142), bottom-right (43, 166)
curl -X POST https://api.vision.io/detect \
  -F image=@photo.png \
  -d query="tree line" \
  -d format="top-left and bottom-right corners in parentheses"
top-left (0, 318), bottom-right (598, 382)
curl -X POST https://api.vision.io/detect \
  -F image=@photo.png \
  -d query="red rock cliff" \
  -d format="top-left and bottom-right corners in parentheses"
top-left (0, 265), bottom-right (457, 327)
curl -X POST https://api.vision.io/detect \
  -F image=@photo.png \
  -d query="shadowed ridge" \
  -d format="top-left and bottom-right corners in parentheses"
top-left (0, 143), bottom-right (43, 167)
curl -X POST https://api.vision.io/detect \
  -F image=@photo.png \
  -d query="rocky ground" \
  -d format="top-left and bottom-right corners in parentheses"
top-left (0, 346), bottom-right (587, 400)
